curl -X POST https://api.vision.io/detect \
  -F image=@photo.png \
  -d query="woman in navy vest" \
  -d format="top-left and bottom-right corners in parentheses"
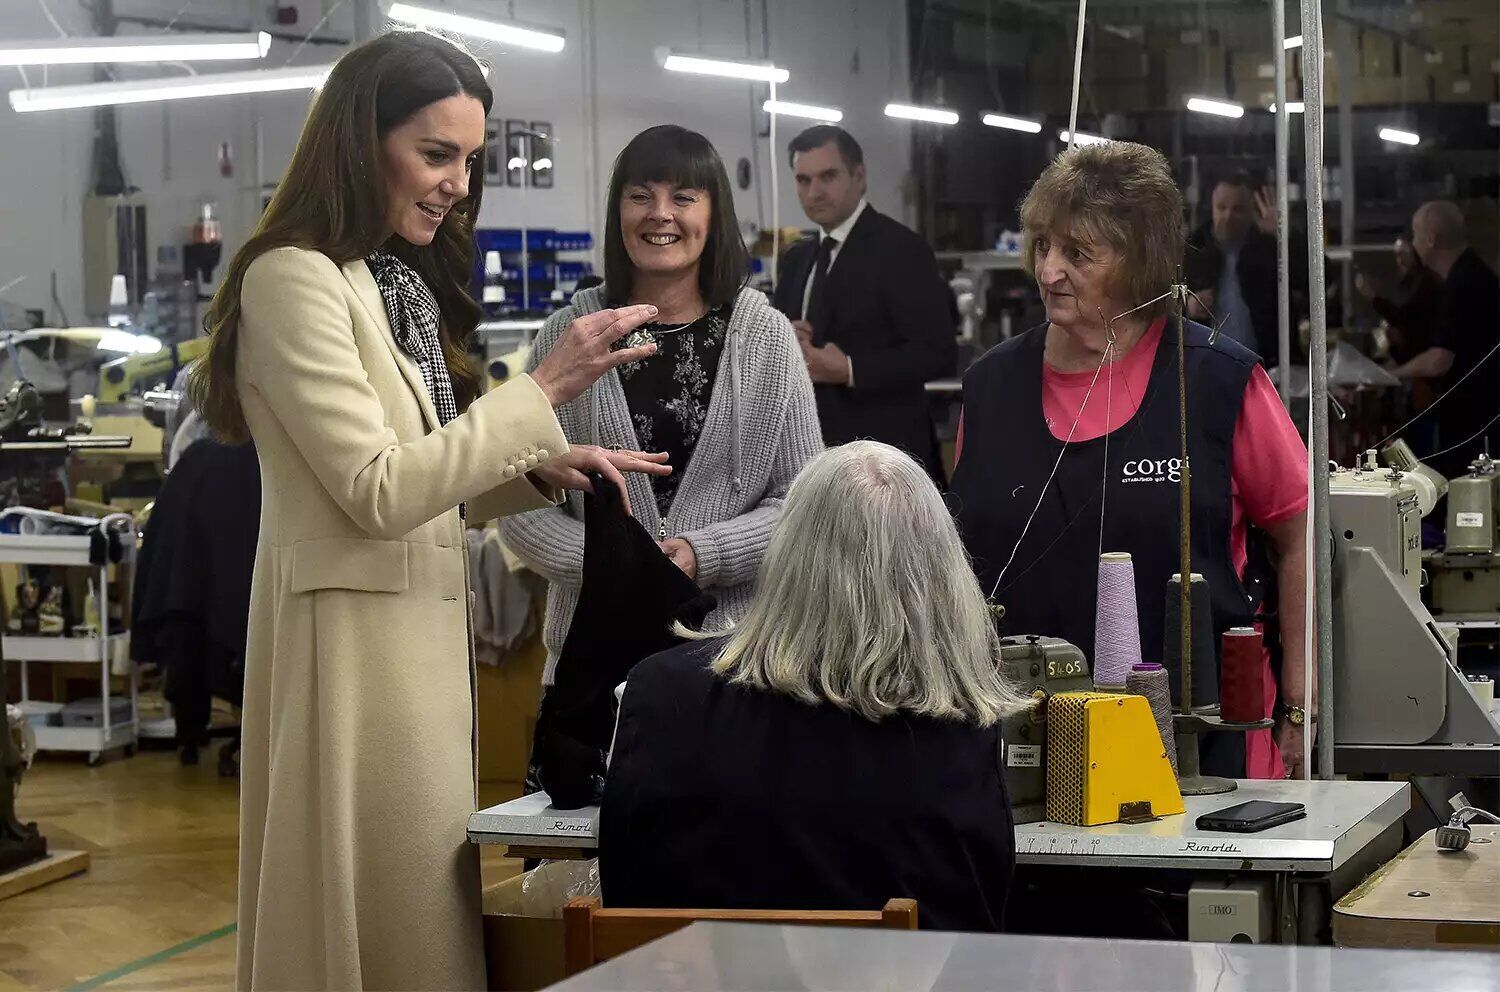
top-left (949, 143), bottom-right (1312, 779)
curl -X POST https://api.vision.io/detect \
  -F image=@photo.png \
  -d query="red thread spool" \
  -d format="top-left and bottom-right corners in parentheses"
top-left (1220, 626), bottom-right (1264, 723)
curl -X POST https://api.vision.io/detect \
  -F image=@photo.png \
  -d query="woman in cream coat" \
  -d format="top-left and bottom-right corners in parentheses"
top-left (190, 33), bottom-right (667, 991)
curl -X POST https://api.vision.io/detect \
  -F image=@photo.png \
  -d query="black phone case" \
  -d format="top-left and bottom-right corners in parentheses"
top-left (1196, 803), bottom-right (1307, 833)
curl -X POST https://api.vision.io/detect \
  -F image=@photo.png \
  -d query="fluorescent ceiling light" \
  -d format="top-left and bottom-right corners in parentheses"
top-left (531, 158), bottom-right (553, 171)
top-left (1283, 35), bottom-right (1304, 50)
top-left (1268, 101), bottom-right (1306, 113)
top-left (884, 103), bottom-right (959, 125)
top-left (1059, 129), bottom-right (1109, 146)
top-left (8, 64), bottom-right (333, 112)
top-left (506, 156), bottom-right (527, 170)
top-left (763, 99), bottom-right (842, 122)
top-left (982, 112), bottom-right (1042, 134)
top-left (386, 3), bottom-right (564, 53)
top-left (662, 54), bottom-right (787, 83)
top-left (1186, 96), bottom-right (1245, 118)
top-left (1378, 126), bottom-right (1420, 146)
top-left (0, 32), bottom-right (271, 66)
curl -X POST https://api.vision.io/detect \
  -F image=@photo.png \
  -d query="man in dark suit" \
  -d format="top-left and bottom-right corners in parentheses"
top-left (772, 126), bottom-right (956, 477)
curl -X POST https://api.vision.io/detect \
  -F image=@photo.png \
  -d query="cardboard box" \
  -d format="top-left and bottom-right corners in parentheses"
top-left (482, 871), bottom-right (572, 991)
top-left (1359, 31), bottom-right (1400, 78)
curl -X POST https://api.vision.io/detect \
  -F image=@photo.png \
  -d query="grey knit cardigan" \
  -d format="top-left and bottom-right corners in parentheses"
top-left (498, 284), bottom-right (823, 682)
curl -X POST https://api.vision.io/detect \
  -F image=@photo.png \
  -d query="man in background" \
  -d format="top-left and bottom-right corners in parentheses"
top-left (1185, 171), bottom-right (1307, 368)
top-left (1395, 201), bottom-right (1500, 479)
top-left (772, 125), bottom-right (955, 481)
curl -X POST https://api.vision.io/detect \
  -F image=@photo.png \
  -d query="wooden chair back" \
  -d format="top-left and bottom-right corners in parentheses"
top-left (562, 896), bottom-right (918, 976)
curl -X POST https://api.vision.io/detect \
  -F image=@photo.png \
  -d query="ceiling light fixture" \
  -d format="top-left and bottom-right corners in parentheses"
top-left (762, 99), bottom-right (842, 122)
top-left (884, 102), bottom-right (959, 125)
top-left (1186, 96), bottom-right (1245, 118)
top-left (0, 32), bottom-right (271, 66)
top-left (1378, 126), bottom-right (1420, 146)
top-left (1059, 129), bottom-right (1109, 146)
top-left (662, 53), bottom-right (787, 83)
top-left (385, 3), bottom-right (565, 52)
top-left (8, 64), bottom-right (333, 112)
top-left (982, 112), bottom-right (1042, 134)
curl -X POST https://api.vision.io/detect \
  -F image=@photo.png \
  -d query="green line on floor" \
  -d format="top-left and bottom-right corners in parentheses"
top-left (65, 924), bottom-right (237, 992)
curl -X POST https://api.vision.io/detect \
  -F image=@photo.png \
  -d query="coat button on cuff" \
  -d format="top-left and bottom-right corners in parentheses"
top-left (503, 465), bottom-right (518, 479)
top-left (526, 455), bottom-right (539, 468)
top-left (536, 449), bottom-right (549, 460)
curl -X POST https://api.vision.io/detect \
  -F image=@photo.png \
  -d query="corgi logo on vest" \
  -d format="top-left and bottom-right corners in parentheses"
top-left (1121, 457), bottom-right (1185, 484)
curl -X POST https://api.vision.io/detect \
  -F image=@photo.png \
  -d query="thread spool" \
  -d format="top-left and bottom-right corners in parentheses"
top-left (1468, 675), bottom-right (1495, 710)
top-left (1127, 662), bottom-right (1178, 775)
top-left (1163, 572), bottom-right (1216, 710)
top-left (1220, 627), bottom-right (1265, 723)
top-left (1093, 552), bottom-right (1143, 690)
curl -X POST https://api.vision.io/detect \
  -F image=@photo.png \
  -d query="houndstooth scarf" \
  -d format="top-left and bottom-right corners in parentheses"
top-left (365, 250), bottom-right (458, 427)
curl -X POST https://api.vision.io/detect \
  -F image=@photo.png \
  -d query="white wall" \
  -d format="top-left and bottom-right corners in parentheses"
top-left (0, 0), bottom-right (912, 323)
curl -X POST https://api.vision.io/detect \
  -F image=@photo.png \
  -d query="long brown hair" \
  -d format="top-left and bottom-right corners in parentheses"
top-left (603, 126), bottom-right (749, 308)
top-left (190, 30), bottom-right (492, 442)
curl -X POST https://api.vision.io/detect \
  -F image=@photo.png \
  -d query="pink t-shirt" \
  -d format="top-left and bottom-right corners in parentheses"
top-left (1038, 318), bottom-right (1309, 575)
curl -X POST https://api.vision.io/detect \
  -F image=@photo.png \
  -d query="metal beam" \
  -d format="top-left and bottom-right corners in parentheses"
top-left (1298, 0), bottom-right (1336, 781)
top-left (1273, 0), bottom-right (1291, 407)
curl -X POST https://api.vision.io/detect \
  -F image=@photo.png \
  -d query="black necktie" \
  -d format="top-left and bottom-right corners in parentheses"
top-left (804, 235), bottom-right (838, 326)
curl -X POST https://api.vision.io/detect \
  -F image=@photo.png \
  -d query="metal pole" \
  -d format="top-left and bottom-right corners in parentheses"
top-left (769, 78), bottom-right (779, 288)
top-left (1298, 0), bottom-right (1335, 779)
top-left (1066, 0), bottom-right (1088, 151)
top-left (1336, 6), bottom-right (1356, 325)
top-left (1273, 0), bottom-right (1292, 407)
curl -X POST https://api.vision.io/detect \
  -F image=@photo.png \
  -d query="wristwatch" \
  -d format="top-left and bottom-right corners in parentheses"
top-left (1277, 703), bottom-right (1307, 726)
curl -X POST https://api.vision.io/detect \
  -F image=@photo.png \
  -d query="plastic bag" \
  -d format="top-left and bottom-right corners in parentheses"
top-left (516, 858), bottom-right (601, 917)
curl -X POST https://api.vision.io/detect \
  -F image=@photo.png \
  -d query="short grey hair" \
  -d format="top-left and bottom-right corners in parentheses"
top-left (708, 441), bottom-right (1030, 726)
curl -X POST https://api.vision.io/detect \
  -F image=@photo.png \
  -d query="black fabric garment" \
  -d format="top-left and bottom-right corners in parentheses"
top-left (616, 303), bottom-right (731, 518)
top-left (950, 320), bottom-right (1258, 777)
top-left (772, 206), bottom-right (955, 475)
top-left (1430, 249), bottom-right (1500, 479)
top-left (535, 473), bottom-right (715, 809)
top-left (131, 440), bottom-right (260, 749)
top-left (1183, 223), bottom-right (1309, 369)
top-left (600, 638), bottom-right (1015, 932)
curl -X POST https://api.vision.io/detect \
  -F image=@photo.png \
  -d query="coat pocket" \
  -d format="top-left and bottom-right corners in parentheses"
top-left (289, 538), bottom-right (409, 594)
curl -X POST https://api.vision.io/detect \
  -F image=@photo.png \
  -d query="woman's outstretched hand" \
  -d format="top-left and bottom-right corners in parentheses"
top-left (530, 305), bottom-right (661, 407)
top-left (530, 445), bottom-right (670, 515)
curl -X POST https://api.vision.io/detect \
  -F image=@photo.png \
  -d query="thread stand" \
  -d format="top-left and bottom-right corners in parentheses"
top-left (1173, 707), bottom-right (1275, 796)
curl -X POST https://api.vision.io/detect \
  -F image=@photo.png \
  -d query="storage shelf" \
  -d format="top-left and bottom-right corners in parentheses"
top-left (0, 533), bottom-right (98, 566)
top-left (4, 633), bottom-right (128, 663)
top-left (17, 701), bottom-right (136, 756)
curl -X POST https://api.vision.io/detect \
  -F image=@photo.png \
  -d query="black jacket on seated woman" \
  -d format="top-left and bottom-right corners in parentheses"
top-left (598, 442), bottom-right (1029, 933)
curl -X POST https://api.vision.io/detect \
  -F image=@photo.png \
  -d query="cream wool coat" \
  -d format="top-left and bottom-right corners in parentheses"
top-left (233, 247), bottom-right (568, 991)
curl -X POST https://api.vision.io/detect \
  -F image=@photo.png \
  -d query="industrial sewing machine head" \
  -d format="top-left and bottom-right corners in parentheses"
top-left (1330, 449), bottom-right (1500, 752)
top-left (996, 635), bottom-right (1091, 823)
top-left (1429, 452), bottom-right (1499, 617)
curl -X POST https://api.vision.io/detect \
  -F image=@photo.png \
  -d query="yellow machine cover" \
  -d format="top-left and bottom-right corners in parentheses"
top-left (1046, 691), bottom-right (1185, 826)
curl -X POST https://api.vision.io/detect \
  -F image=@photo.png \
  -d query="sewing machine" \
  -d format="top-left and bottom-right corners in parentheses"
top-left (1426, 453), bottom-right (1500, 618)
top-left (96, 337), bottom-right (207, 405)
top-left (996, 635), bottom-right (1092, 823)
top-left (1330, 453), bottom-right (1500, 768)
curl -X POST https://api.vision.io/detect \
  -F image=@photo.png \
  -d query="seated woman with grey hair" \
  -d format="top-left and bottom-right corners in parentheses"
top-left (599, 441), bottom-right (1029, 931)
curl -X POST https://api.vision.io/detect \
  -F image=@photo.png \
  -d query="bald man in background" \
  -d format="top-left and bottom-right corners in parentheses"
top-left (1395, 201), bottom-right (1500, 478)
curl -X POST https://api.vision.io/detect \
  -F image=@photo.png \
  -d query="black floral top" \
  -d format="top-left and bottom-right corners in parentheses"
top-left (617, 302), bottom-right (732, 517)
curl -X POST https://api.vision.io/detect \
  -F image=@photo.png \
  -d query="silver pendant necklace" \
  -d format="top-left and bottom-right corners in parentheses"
top-left (621, 308), bottom-right (716, 351)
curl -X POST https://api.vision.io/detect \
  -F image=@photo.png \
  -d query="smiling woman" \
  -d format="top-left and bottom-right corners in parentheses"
top-left (500, 126), bottom-right (823, 766)
top-left (183, 29), bottom-right (672, 992)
